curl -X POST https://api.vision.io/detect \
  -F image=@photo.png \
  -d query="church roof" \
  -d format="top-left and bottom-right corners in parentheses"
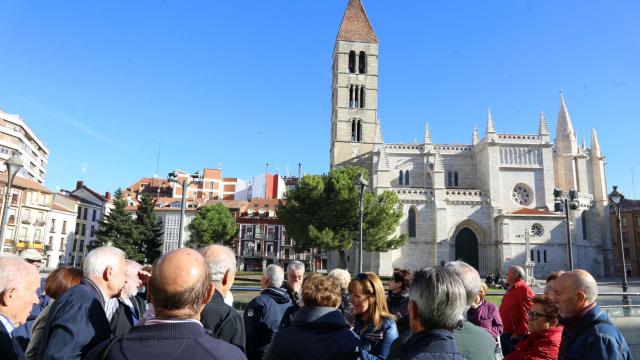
top-left (336, 0), bottom-right (378, 43)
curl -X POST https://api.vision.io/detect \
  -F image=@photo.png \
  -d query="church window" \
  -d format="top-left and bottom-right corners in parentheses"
top-left (404, 170), bottom-right (409, 186)
top-left (543, 250), bottom-right (547, 263)
top-left (359, 51), bottom-right (367, 74)
top-left (454, 172), bottom-right (459, 187)
top-left (537, 250), bottom-right (541, 263)
top-left (447, 171), bottom-right (453, 187)
top-left (530, 250), bottom-right (534, 262)
top-left (360, 86), bottom-right (365, 108)
top-left (399, 171), bottom-right (404, 185)
top-left (408, 207), bottom-right (416, 237)
top-left (530, 223), bottom-right (544, 237)
top-left (582, 212), bottom-right (588, 240)
top-left (351, 119), bottom-right (362, 142)
top-left (511, 183), bottom-right (533, 206)
top-left (349, 85), bottom-right (354, 108)
top-left (348, 51), bottom-right (356, 73)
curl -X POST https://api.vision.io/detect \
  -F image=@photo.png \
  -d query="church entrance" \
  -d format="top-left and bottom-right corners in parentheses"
top-left (455, 228), bottom-right (479, 270)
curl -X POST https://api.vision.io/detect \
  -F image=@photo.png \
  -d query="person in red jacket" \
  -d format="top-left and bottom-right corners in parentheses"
top-left (499, 265), bottom-right (535, 356)
top-left (504, 296), bottom-right (562, 360)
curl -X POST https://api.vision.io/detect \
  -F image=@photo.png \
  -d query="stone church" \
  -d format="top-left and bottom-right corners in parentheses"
top-left (328, 0), bottom-right (614, 277)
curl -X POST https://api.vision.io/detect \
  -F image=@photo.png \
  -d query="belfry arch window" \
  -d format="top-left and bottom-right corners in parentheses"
top-left (454, 172), bottom-right (459, 187)
top-left (360, 86), bottom-right (365, 108)
top-left (359, 51), bottom-right (367, 74)
top-left (351, 119), bottom-right (362, 142)
top-left (348, 85), bottom-right (366, 109)
top-left (404, 170), bottom-right (410, 186)
top-left (447, 171), bottom-right (453, 187)
top-left (348, 51), bottom-right (356, 73)
top-left (408, 207), bottom-right (416, 237)
top-left (399, 170), bottom-right (404, 185)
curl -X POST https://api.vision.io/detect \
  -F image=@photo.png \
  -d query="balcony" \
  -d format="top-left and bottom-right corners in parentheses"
top-left (21, 217), bottom-right (32, 224)
top-left (35, 220), bottom-right (46, 227)
top-left (241, 249), bottom-right (275, 258)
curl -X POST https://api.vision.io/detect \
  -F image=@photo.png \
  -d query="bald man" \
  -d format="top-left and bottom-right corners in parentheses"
top-left (554, 269), bottom-right (631, 360)
top-left (86, 248), bottom-right (246, 360)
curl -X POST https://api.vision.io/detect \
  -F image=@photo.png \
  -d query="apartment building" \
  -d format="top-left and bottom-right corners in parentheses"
top-left (0, 109), bottom-right (49, 183)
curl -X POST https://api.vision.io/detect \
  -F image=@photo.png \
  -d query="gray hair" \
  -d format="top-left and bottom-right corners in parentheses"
top-left (444, 260), bottom-right (482, 308)
top-left (287, 260), bottom-right (305, 273)
top-left (126, 260), bottom-right (142, 274)
top-left (200, 245), bottom-right (236, 283)
top-left (510, 265), bottom-right (526, 281)
top-left (410, 267), bottom-right (467, 330)
top-left (0, 256), bottom-right (32, 292)
top-left (328, 268), bottom-right (351, 290)
top-left (83, 246), bottom-right (125, 279)
top-left (569, 269), bottom-right (598, 303)
top-left (264, 264), bottom-right (285, 288)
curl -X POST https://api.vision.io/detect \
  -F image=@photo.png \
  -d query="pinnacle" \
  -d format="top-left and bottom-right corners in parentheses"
top-left (486, 108), bottom-right (496, 134)
top-left (336, 0), bottom-right (378, 43)
top-left (424, 123), bottom-right (432, 144)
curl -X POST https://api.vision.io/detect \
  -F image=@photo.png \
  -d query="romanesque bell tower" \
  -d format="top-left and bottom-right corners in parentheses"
top-left (330, 0), bottom-right (380, 170)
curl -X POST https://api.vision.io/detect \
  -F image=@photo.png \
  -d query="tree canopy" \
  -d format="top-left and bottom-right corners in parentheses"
top-left (134, 193), bottom-right (164, 263)
top-left (93, 189), bottom-right (144, 262)
top-left (187, 203), bottom-right (238, 248)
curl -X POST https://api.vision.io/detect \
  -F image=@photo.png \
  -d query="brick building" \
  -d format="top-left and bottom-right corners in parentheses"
top-left (609, 199), bottom-right (640, 276)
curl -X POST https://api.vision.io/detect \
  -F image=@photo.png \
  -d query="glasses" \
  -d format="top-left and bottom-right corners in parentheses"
top-left (528, 311), bottom-right (552, 320)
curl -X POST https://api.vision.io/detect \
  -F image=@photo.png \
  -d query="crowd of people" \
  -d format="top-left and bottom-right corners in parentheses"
top-left (0, 245), bottom-right (634, 360)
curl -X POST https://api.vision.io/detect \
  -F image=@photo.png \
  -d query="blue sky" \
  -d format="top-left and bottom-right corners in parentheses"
top-left (1, 1), bottom-right (639, 197)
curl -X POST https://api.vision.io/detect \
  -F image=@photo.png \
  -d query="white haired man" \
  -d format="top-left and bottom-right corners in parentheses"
top-left (283, 260), bottom-right (305, 304)
top-left (243, 264), bottom-right (291, 360)
top-left (200, 245), bottom-right (245, 352)
top-left (554, 269), bottom-right (631, 359)
top-left (0, 256), bottom-right (40, 360)
top-left (41, 246), bottom-right (127, 360)
top-left (499, 265), bottom-right (534, 356)
top-left (109, 260), bottom-right (147, 336)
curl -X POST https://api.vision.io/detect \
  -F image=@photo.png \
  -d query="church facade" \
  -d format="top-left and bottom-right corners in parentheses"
top-left (328, 0), bottom-right (614, 277)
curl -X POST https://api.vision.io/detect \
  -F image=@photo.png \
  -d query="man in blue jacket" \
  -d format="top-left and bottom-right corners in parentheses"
top-left (41, 246), bottom-right (127, 360)
top-left (554, 269), bottom-right (632, 360)
top-left (243, 264), bottom-right (292, 360)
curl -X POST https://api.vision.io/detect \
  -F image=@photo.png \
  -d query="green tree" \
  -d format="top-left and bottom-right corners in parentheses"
top-left (94, 189), bottom-right (144, 262)
top-left (277, 166), bottom-right (408, 268)
top-left (187, 203), bottom-right (238, 248)
top-left (135, 193), bottom-right (164, 263)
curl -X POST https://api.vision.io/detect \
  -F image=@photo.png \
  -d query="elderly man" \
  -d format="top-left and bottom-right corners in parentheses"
top-left (199, 244), bottom-right (245, 351)
top-left (109, 260), bottom-right (146, 336)
top-left (42, 246), bottom-right (127, 360)
top-left (86, 248), bottom-right (245, 360)
top-left (554, 269), bottom-right (631, 359)
top-left (283, 260), bottom-right (305, 304)
top-left (499, 265), bottom-right (534, 356)
top-left (244, 264), bottom-right (292, 360)
top-left (396, 267), bottom-right (466, 359)
top-left (0, 256), bottom-right (40, 360)
top-left (443, 261), bottom-right (496, 360)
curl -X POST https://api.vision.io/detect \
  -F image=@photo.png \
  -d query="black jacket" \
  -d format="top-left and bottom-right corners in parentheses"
top-left (41, 278), bottom-right (112, 360)
top-left (109, 295), bottom-right (146, 337)
top-left (387, 290), bottom-right (410, 335)
top-left (398, 329), bottom-right (465, 360)
top-left (85, 321), bottom-right (246, 360)
top-left (264, 306), bottom-right (360, 360)
top-left (243, 287), bottom-right (292, 360)
top-left (200, 289), bottom-right (245, 352)
top-left (0, 319), bottom-right (23, 360)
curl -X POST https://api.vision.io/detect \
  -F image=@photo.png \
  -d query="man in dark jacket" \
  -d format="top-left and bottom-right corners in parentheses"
top-left (86, 248), bottom-right (245, 360)
top-left (0, 256), bottom-right (41, 360)
top-left (394, 267), bottom-right (467, 360)
top-left (554, 269), bottom-right (631, 360)
top-left (244, 264), bottom-right (292, 360)
top-left (200, 244), bottom-right (245, 352)
top-left (282, 260), bottom-right (305, 304)
top-left (41, 246), bottom-right (127, 360)
top-left (109, 260), bottom-right (146, 336)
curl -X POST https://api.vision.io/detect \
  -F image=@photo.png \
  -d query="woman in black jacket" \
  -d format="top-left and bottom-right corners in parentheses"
top-left (386, 269), bottom-right (411, 335)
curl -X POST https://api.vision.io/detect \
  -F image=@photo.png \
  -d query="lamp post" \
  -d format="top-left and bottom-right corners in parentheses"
top-left (608, 185), bottom-right (630, 312)
top-left (354, 174), bottom-right (368, 273)
top-left (168, 171), bottom-right (201, 249)
top-left (0, 153), bottom-right (24, 255)
top-left (553, 188), bottom-right (579, 270)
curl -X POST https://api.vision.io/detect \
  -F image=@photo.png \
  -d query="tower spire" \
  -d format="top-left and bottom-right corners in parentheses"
top-left (472, 126), bottom-right (479, 145)
top-left (486, 108), bottom-right (496, 134)
top-left (424, 123), bottom-right (432, 144)
top-left (336, 0), bottom-right (378, 43)
top-left (555, 91), bottom-right (578, 154)
top-left (374, 121), bottom-right (384, 143)
top-left (538, 112), bottom-right (549, 135)
top-left (591, 128), bottom-right (602, 157)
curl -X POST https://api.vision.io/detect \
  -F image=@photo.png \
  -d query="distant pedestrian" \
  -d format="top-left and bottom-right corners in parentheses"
top-left (554, 269), bottom-right (631, 359)
top-left (25, 266), bottom-right (82, 360)
top-left (200, 244), bottom-right (245, 352)
top-left (499, 265), bottom-right (534, 356)
top-left (0, 256), bottom-right (41, 360)
top-left (264, 274), bottom-right (360, 360)
top-left (86, 248), bottom-right (246, 360)
top-left (504, 296), bottom-right (562, 360)
top-left (467, 282), bottom-right (503, 340)
top-left (349, 272), bottom-right (399, 360)
top-left (386, 269), bottom-right (411, 335)
top-left (244, 264), bottom-right (292, 360)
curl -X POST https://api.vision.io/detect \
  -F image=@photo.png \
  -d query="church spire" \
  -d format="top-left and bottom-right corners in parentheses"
top-left (538, 112), bottom-right (549, 135)
top-left (337, 0), bottom-right (378, 43)
top-left (472, 126), bottom-right (479, 145)
top-left (424, 123), bottom-right (432, 144)
top-left (555, 91), bottom-right (578, 154)
top-left (591, 128), bottom-right (602, 157)
top-left (486, 108), bottom-right (496, 134)
top-left (374, 121), bottom-right (384, 143)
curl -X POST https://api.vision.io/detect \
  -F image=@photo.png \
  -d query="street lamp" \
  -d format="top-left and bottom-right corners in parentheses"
top-left (553, 188), bottom-right (579, 270)
top-left (0, 153), bottom-right (24, 255)
top-left (354, 174), bottom-right (368, 273)
top-left (168, 171), bottom-right (202, 249)
top-left (608, 185), bottom-right (630, 312)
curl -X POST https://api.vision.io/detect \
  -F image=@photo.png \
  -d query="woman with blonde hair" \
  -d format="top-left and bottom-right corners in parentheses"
top-left (349, 272), bottom-right (399, 359)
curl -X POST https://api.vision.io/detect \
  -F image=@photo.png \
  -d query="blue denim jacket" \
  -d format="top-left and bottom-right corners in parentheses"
top-left (354, 317), bottom-right (399, 360)
top-left (558, 303), bottom-right (632, 360)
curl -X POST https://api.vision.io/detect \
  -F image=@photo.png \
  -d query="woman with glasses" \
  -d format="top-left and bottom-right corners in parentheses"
top-left (349, 272), bottom-right (399, 360)
top-left (504, 296), bottom-right (562, 360)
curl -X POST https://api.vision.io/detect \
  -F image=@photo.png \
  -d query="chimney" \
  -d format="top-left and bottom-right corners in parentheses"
top-left (76, 180), bottom-right (84, 190)
top-left (105, 192), bottom-right (111, 201)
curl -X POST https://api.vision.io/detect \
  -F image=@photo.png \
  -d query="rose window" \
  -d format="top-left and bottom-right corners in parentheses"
top-left (511, 183), bottom-right (533, 206)
top-left (530, 223), bottom-right (544, 237)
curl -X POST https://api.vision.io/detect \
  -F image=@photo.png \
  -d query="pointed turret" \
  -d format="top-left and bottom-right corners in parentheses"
top-left (486, 108), bottom-right (496, 134)
top-left (374, 121), bottom-right (384, 143)
top-left (557, 92), bottom-right (576, 135)
top-left (424, 123), bottom-right (432, 144)
top-left (472, 126), bottom-right (479, 145)
top-left (538, 112), bottom-right (549, 135)
top-left (591, 128), bottom-right (602, 157)
top-left (582, 136), bottom-right (587, 149)
top-left (555, 92), bottom-right (578, 155)
top-left (337, 0), bottom-right (378, 43)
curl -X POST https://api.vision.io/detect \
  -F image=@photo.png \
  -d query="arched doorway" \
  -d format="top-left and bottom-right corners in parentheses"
top-left (455, 228), bottom-right (479, 270)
